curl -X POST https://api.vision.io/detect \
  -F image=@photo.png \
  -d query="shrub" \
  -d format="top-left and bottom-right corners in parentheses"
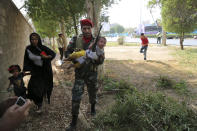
top-left (155, 76), bottom-right (190, 96)
top-left (101, 75), bottom-right (134, 92)
top-left (117, 36), bottom-right (125, 45)
top-left (101, 75), bottom-right (119, 91)
top-left (94, 90), bottom-right (197, 130)
top-left (172, 80), bottom-right (190, 96)
top-left (156, 76), bottom-right (174, 89)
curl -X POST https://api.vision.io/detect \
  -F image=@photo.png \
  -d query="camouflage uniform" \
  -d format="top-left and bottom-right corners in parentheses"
top-left (67, 35), bottom-right (104, 116)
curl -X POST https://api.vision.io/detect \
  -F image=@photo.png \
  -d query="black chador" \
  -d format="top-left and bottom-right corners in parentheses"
top-left (23, 33), bottom-right (56, 111)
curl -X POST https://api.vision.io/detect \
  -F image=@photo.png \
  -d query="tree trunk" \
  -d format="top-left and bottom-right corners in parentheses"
top-left (162, 29), bottom-right (167, 46)
top-left (85, 0), bottom-right (94, 20)
top-left (93, 0), bottom-right (102, 36)
top-left (85, 0), bottom-right (101, 35)
top-left (60, 19), bottom-right (68, 51)
top-left (85, 0), bottom-right (103, 80)
top-left (52, 37), bottom-right (55, 51)
top-left (72, 15), bottom-right (78, 35)
top-left (49, 38), bottom-right (52, 47)
top-left (180, 32), bottom-right (184, 50)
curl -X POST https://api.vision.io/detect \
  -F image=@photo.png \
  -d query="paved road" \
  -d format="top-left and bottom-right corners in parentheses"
top-left (107, 37), bottom-right (197, 46)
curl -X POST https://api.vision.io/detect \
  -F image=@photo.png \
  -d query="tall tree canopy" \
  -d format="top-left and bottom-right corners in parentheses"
top-left (162, 0), bottom-right (197, 49)
top-left (25, 0), bottom-right (86, 35)
top-left (110, 24), bottom-right (125, 34)
top-left (33, 19), bottom-right (59, 38)
top-left (148, 0), bottom-right (167, 46)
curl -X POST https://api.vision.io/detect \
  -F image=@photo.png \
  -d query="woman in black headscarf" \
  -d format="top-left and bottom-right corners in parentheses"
top-left (23, 33), bottom-right (56, 113)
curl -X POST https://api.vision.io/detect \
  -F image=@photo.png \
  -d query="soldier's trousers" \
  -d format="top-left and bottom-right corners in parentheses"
top-left (71, 71), bottom-right (98, 116)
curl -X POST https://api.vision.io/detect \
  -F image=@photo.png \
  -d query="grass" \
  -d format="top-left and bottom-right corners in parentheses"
top-left (171, 47), bottom-right (197, 71)
top-left (94, 76), bottom-right (197, 130)
top-left (155, 75), bottom-right (190, 96)
top-left (101, 75), bottom-right (133, 91)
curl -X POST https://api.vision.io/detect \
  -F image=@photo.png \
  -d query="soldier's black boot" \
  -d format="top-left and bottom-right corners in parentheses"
top-left (66, 115), bottom-right (78, 131)
top-left (91, 103), bottom-right (96, 116)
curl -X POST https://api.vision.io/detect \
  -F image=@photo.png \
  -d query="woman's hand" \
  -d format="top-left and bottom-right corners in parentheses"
top-left (41, 55), bottom-right (52, 59)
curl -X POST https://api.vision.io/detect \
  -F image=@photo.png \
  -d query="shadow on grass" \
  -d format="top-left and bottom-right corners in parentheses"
top-left (104, 60), bottom-right (197, 99)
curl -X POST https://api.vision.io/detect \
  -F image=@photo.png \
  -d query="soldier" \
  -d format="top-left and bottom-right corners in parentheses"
top-left (66, 19), bottom-right (105, 131)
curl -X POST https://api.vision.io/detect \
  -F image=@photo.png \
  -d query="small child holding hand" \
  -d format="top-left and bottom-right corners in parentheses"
top-left (7, 65), bottom-right (30, 98)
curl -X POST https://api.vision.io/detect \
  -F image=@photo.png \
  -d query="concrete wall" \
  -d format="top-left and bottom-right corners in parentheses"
top-left (0, 0), bottom-right (33, 101)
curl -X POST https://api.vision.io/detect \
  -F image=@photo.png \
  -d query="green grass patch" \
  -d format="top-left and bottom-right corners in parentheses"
top-left (101, 75), bottom-right (133, 91)
top-left (94, 80), bottom-right (197, 130)
top-left (155, 76), bottom-right (190, 96)
top-left (171, 47), bottom-right (197, 71)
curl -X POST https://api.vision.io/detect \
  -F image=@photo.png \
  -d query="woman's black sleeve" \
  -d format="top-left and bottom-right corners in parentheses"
top-left (44, 46), bottom-right (56, 61)
top-left (23, 49), bottom-right (33, 72)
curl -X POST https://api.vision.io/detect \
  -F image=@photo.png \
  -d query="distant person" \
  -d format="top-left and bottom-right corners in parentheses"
top-left (0, 97), bottom-right (32, 131)
top-left (56, 33), bottom-right (65, 60)
top-left (23, 33), bottom-right (56, 113)
top-left (156, 31), bottom-right (162, 44)
top-left (7, 65), bottom-right (30, 98)
top-left (140, 33), bottom-right (149, 60)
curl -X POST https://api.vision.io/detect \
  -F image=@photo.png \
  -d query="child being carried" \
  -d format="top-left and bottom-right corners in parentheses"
top-left (64, 36), bottom-right (106, 69)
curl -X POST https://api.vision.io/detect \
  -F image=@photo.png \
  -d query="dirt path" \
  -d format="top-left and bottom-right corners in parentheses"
top-left (105, 46), bottom-right (175, 61)
top-left (17, 57), bottom-right (112, 131)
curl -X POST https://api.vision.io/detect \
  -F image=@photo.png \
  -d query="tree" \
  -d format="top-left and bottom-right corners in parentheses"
top-left (162, 0), bottom-right (197, 50)
top-left (116, 24), bottom-right (124, 33)
top-left (148, 0), bottom-right (167, 46)
top-left (124, 27), bottom-right (136, 35)
top-left (85, 0), bottom-right (121, 79)
top-left (85, 0), bottom-right (121, 35)
top-left (25, 0), bottom-right (86, 49)
top-left (33, 19), bottom-right (59, 50)
top-left (110, 24), bottom-right (125, 33)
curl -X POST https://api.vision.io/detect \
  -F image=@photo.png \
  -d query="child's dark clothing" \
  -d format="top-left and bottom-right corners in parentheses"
top-left (9, 72), bottom-right (26, 98)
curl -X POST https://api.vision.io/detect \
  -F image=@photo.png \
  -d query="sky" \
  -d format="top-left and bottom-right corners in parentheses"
top-left (108, 0), bottom-right (161, 28)
top-left (12, 0), bottom-right (26, 15)
top-left (12, 0), bottom-right (161, 28)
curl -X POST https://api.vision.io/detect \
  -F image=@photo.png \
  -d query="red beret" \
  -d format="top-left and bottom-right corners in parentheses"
top-left (80, 19), bottom-right (93, 27)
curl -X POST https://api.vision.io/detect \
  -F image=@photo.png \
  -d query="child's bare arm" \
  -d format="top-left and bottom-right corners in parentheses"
top-left (24, 72), bottom-right (31, 76)
top-left (7, 83), bottom-right (13, 92)
top-left (8, 83), bottom-right (11, 89)
top-left (22, 72), bottom-right (31, 76)
top-left (88, 42), bottom-right (94, 49)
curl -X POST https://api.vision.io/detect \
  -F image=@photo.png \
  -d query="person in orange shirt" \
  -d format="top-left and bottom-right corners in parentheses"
top-left (140, 33), bottom-right (149, 60)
